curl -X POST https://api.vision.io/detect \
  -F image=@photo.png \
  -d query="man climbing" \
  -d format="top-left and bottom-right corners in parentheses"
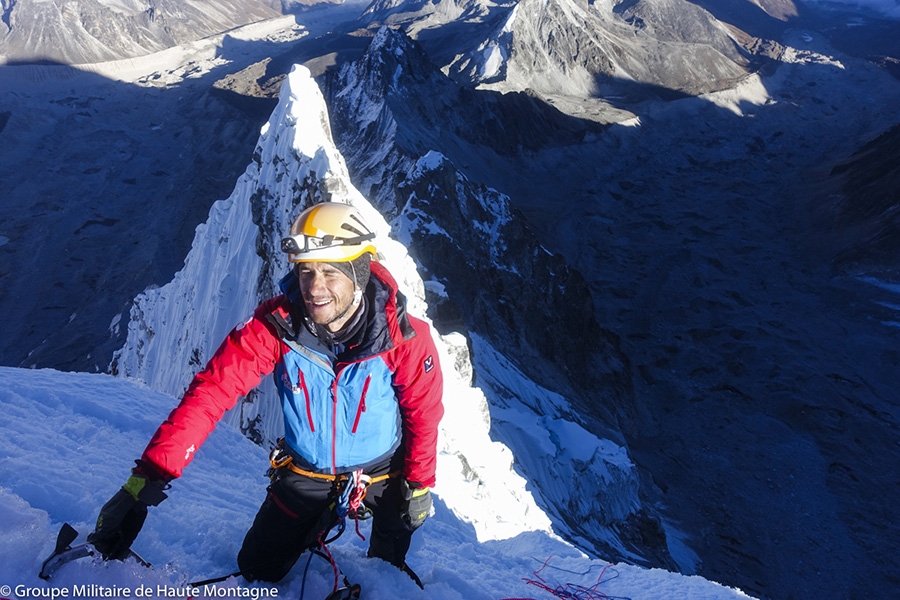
top-left (88, 202), bottom-right (444, 584)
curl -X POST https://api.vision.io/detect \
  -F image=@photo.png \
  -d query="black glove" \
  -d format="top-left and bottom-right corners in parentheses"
top-left (88, 468), bottom-right (168, 560)
top-left (399, 480), bottom-right (432, 531)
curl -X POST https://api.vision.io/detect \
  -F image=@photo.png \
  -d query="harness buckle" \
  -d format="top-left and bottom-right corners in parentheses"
top-left (266, 438), bottom-right (293, 480)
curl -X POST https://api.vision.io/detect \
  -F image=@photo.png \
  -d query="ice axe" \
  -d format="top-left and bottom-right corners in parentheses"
top-left (38, 523), bottom-right (150, 580)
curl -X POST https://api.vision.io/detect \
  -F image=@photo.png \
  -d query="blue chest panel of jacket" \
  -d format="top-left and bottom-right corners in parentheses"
top-left (274, 344), bottom-right (402, 474)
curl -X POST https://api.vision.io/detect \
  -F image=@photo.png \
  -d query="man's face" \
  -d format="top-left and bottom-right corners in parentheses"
top-left (297, 262), bottom-right (358, 332)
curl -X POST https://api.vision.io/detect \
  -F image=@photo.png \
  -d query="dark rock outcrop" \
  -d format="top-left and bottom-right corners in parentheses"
top-left (827, 123), bottom-right (900, 271)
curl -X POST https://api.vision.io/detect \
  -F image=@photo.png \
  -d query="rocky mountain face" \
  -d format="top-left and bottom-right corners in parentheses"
top-left (323, 28), bottom-right (663, 566)
top-left (361, 0), bottom-right (758, 115)
top-left (324, 25), bottom-right (630, 435)
top-left (818, 123), bottom-right (900, 271)
top-left (0, 0), bottom-right (283, 65)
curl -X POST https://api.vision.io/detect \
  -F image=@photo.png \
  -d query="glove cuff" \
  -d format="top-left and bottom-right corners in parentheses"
top-left (410, 486), bottom-right (430, 499)
top-left (402, 479), bottom-right (430, 500)
top-left (122, 475), bottom-right (168, 506)
top-left (133, 459), bottom-right (173, 483)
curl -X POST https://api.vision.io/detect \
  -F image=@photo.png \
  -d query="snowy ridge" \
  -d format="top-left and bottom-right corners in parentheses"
top-left (111, 64), bottom-right (417, 399)
top-left (468, 336), bottom-right (644, 557)
top-left (108, 63), bottom-right (552, 544)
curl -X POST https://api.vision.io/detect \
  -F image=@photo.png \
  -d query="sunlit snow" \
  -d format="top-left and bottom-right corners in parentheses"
top-left (0, 367), bottom-right (755, 600)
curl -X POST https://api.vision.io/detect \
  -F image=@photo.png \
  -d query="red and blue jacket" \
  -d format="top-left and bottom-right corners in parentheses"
top-left (140, 262), bottom-right (444, 488)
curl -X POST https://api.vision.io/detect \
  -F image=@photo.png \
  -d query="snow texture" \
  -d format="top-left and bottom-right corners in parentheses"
top-left (0, 366), bottom-right (755, 600)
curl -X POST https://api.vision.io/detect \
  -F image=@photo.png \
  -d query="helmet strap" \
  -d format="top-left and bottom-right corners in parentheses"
top-left (350, 261), bottom-right (363, 307)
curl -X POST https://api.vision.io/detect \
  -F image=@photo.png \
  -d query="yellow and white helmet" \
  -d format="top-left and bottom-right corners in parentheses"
top-left (281, 202), bottom-right (377, 263)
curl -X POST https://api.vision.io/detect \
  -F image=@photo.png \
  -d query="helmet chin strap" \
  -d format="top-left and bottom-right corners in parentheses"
top-left (331, 295), bottom-right (361, 326)
top-left (350, 260), bottom-right (363, 306)
top-left (328, 265), bottom-right (361, 326)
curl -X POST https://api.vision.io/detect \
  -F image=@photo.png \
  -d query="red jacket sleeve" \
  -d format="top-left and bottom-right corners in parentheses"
top-left (141, 299), bottom-right (285, 479)
top-left (389, 316), bottom-right (444, 488)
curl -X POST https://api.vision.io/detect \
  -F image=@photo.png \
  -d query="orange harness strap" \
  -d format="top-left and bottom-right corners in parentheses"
top-left (270, 447), bottom-right (398, 485)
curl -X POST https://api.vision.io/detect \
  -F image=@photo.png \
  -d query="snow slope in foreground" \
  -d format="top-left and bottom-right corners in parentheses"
top-left (0, 367), bottom-right (754, 599)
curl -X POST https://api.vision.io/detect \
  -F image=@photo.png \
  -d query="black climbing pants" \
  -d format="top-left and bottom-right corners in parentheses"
top-left (237, 453), bottom-right (413, 583)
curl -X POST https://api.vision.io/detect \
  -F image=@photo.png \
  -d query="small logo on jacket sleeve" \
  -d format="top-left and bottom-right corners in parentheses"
top-left (424, 355), bottom-right (434, 373)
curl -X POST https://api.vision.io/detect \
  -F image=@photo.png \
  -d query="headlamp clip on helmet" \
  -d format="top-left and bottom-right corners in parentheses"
top-left (281, 203), bottom-right (377, 263)
top-left (280, 231), bottom-right (376, 255)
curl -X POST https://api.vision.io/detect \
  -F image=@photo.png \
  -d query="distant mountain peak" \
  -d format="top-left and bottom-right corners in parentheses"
top-left (0, 0), bottom-right (282, 64)
top-left (361, 0), bottom-right (757, 105)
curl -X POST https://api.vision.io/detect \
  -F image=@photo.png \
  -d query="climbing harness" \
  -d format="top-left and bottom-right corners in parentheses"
top-left (269, 439), bottom-right (398, 484)
top-left (267, 437), bottom-right (398, 535)
top-left (267, 437), bottom-right (387, 600)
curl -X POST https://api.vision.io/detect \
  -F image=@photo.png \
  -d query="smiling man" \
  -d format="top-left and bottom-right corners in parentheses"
top-left (88, 202), bottom-right (444, 587)
top-left (300, 261), bottom-right (360, 329)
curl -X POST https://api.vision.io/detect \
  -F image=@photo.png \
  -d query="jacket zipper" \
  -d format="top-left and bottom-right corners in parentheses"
top-left (331, 378), bottom-right (339, 474)
top-left (351, 376), bottom-right (371, 434)
top-left (298, 370), bottom-right (314, 432)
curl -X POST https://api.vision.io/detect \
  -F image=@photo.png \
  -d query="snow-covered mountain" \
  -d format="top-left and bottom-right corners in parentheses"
top-left (3, 1), bottom-right (900, 599)
top-left (0, 0), bottom-right (286, 65)
top-left (445, 0), bottom-right (750, 98)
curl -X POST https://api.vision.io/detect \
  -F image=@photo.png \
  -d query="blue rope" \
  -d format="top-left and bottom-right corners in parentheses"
top-left (298, 550), bottom-right (316, 600)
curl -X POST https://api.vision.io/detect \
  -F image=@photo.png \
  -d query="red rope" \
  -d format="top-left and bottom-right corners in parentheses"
top-left (346, 470), bottom-right (369, 540)
top-left (519, 557), bottom-right (624, 600)
top-left (316, 529), bottom-right (340, 593)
